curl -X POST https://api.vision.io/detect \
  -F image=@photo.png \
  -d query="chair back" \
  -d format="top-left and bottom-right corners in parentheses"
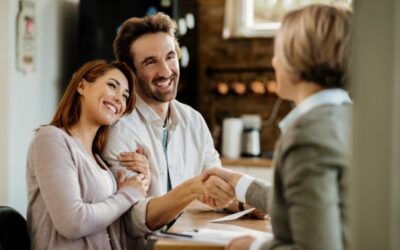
top-left (0, 206), bottom-right (30, 250)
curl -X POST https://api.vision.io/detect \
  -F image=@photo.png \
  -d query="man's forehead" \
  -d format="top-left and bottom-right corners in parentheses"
top-left (131, 32), bottom-right (176, 59)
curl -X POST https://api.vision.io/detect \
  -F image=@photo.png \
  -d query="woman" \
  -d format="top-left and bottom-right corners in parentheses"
top-left (203, 4), bottom-right (352, 250)
top-left (26, 60), bottom-right (149, 249)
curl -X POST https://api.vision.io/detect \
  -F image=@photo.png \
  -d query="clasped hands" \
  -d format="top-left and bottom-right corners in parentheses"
top-left (198, 167), bottom-right (243, 209)
top-left (116, 147), bottom-right (151, 196)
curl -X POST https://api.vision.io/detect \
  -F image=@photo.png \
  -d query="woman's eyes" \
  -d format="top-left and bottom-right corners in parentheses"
top-left (123, 95), bottom-right (129, 101)
top-left (107, 82), bottom-right (117, 89)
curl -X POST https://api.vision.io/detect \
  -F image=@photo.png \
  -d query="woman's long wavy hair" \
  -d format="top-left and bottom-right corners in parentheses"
top-left (48, 60), bottom-right (136, 154)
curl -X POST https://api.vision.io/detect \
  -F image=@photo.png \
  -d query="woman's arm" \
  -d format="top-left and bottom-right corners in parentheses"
top-left (266, 145), bottom-right (344, 250)
top-left (31, 128), bottom-right (143, 239)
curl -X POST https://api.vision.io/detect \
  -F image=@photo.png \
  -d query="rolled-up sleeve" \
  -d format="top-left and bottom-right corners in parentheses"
top-left (124, 197), bottom-right (153, 237)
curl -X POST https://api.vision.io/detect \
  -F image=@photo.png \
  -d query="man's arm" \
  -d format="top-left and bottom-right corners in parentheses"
top-left (145, 176), bottom-right (205, 230)
top-left (102, 123), bottom-right (138, 177)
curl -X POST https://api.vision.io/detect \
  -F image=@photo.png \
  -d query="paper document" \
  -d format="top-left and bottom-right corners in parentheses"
top-left (208, 208), bottom-right (255, 222)
top-left (152, 226), bottom-right (272, 245)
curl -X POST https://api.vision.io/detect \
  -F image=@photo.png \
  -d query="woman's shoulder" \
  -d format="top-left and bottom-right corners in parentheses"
top-left (35, 125), bottom-right (68, 138)
top-left (27, 126), bottom-right (76, 162)
top-left (283, 105), bottom-right (351, 149)
top-left (32, 125), bottom-right (73, 147)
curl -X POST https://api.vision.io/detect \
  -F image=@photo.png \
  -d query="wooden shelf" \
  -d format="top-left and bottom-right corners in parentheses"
top-left (221, 157), bottom-right (273, 168)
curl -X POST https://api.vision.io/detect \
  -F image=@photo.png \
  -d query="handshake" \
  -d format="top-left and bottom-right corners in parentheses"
top-left (197, 167), bottom-right (244, 209)
top-left (194, 167), bottom-right (266, 220)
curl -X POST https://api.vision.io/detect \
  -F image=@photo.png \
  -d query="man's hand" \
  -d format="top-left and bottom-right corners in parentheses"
top-left (203, 175), bottom-right (235, 209)
top-left (226, 235), bottom-right (256, 250)
top-left (202, 167), bottom-right (244, 190)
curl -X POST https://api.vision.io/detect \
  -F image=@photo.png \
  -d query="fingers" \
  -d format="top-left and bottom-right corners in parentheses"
top-left (205, 176), bottom-right (235, 208)
top-left (203, 167), bottom-right (244, 189)
top-left (134, 173), bottom-right (146, 181)
top-left (135, 146), bottom-right (144, 155)
top-left (119, 151), bottom-right (150, 177)
top-left (120, 173), bottom-right (148, 196)
top-left (198, 194), bottom-right (216, 208)
top-left (226, 235), bottom-right (256, 250)
top-left (119, 152), bottom-right (147, 164)
top-left (206, 175), bottom-right (235, 197)
top-left (117, 171), bottom-right (126, 188)
top-left (125, 164), bottom-right (149, 175)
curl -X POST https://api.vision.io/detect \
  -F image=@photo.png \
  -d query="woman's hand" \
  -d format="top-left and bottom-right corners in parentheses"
top-left (243, 203), bottom-right (269, 220)
top-left (117, 171), bottom-right (148, 197)
top-left (119, 147), bottom-right (151, 191)
top-left (226, 235), bottom-right (256, 250)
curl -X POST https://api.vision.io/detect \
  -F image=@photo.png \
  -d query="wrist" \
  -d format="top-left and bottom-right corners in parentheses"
top-left (229, 173), bottom-right (243, 188)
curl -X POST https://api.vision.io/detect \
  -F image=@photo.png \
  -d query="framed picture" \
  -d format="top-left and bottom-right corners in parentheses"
top-left (16, 0), bottom-right (37, 74)
top-left (223, 0), bottom-right (353, 39)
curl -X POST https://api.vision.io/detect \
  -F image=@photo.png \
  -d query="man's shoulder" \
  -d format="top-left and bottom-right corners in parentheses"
top-left (111, 109), bottom-right (142, 130)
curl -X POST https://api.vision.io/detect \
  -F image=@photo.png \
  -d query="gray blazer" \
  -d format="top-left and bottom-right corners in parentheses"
top-left (246, 104), bottom-right (350, 250)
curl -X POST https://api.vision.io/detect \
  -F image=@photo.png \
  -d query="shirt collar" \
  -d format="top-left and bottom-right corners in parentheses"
top-left (279, 88), bottom-right (352, 133)
top-left (135, 94), bottom-right (180, 128)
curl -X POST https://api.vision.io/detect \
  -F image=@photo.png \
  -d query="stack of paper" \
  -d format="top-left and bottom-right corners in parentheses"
top-left (152, 224), bottom-right (272, 245)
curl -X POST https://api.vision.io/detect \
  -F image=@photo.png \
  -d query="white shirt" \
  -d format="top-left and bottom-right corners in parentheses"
top-left (102, 95), bottom-right (221, 235)
top-left (239, 88), bottom-right (352, 250)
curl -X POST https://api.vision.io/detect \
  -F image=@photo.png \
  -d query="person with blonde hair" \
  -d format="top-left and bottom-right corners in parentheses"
top-left (26, 60), bottom-right (150, 249)
top-left (203, 4), bottom-right (352, 250)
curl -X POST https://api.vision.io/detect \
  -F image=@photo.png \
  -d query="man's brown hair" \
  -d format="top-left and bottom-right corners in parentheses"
top-left (113, 12), bottom-right (181, 72)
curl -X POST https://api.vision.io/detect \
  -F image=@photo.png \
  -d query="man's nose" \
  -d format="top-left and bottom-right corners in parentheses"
top-left (158, 60), bottom-right (172, 78)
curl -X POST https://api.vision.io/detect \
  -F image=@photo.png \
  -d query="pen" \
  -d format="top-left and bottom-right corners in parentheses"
top-left (165, 211), bottom-right (183, 231)
top-left (160, 230), bottom-right (193, 238)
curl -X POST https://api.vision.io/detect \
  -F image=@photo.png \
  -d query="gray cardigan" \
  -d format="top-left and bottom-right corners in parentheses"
top-left (26, 126), bottom-right (144, 250)
top-left (246, 104), bottom-right (350, 250)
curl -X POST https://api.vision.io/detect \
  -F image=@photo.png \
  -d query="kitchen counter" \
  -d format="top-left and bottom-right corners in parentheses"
top-left (221, 157), bottom-right (272, 168)
top-left (221, 157), bottom-right (274, 182)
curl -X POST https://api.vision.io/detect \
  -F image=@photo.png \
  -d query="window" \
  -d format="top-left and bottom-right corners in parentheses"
top-left (223, 0), bottom-right (353, 38)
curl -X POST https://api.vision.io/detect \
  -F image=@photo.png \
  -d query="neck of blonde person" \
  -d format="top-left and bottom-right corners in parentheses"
top-left (292, 81), bottom-right (324, 105)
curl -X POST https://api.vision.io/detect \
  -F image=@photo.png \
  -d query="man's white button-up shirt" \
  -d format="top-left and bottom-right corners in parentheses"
top-left (102, 95), bottom-right (221, 236)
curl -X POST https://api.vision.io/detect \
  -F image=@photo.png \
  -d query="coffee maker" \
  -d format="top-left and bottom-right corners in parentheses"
top-left (241, 115), bottom-right (261, 157)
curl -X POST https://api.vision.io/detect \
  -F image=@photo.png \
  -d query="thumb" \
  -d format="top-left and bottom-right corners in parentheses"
top-left (201, 169), bottom-right (212, 182)
top-left (135, 146), bottom-right (144, 155)
top-left (117, 170), bottom-right (126, 186)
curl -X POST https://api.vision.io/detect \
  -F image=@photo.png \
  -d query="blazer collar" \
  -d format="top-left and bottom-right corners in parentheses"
top-left (279, 88), bottom-right (352, 134)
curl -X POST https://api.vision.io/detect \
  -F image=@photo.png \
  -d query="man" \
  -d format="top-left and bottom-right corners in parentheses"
top-left (102, 12), bottom-right (236, 241)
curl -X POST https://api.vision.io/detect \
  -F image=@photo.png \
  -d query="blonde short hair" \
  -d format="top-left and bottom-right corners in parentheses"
top-left (274, 4), bottom-right (352, 88)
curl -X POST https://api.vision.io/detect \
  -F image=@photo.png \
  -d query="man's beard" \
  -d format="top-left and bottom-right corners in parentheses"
top-left (136, 73), bottom-right (178, 103)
